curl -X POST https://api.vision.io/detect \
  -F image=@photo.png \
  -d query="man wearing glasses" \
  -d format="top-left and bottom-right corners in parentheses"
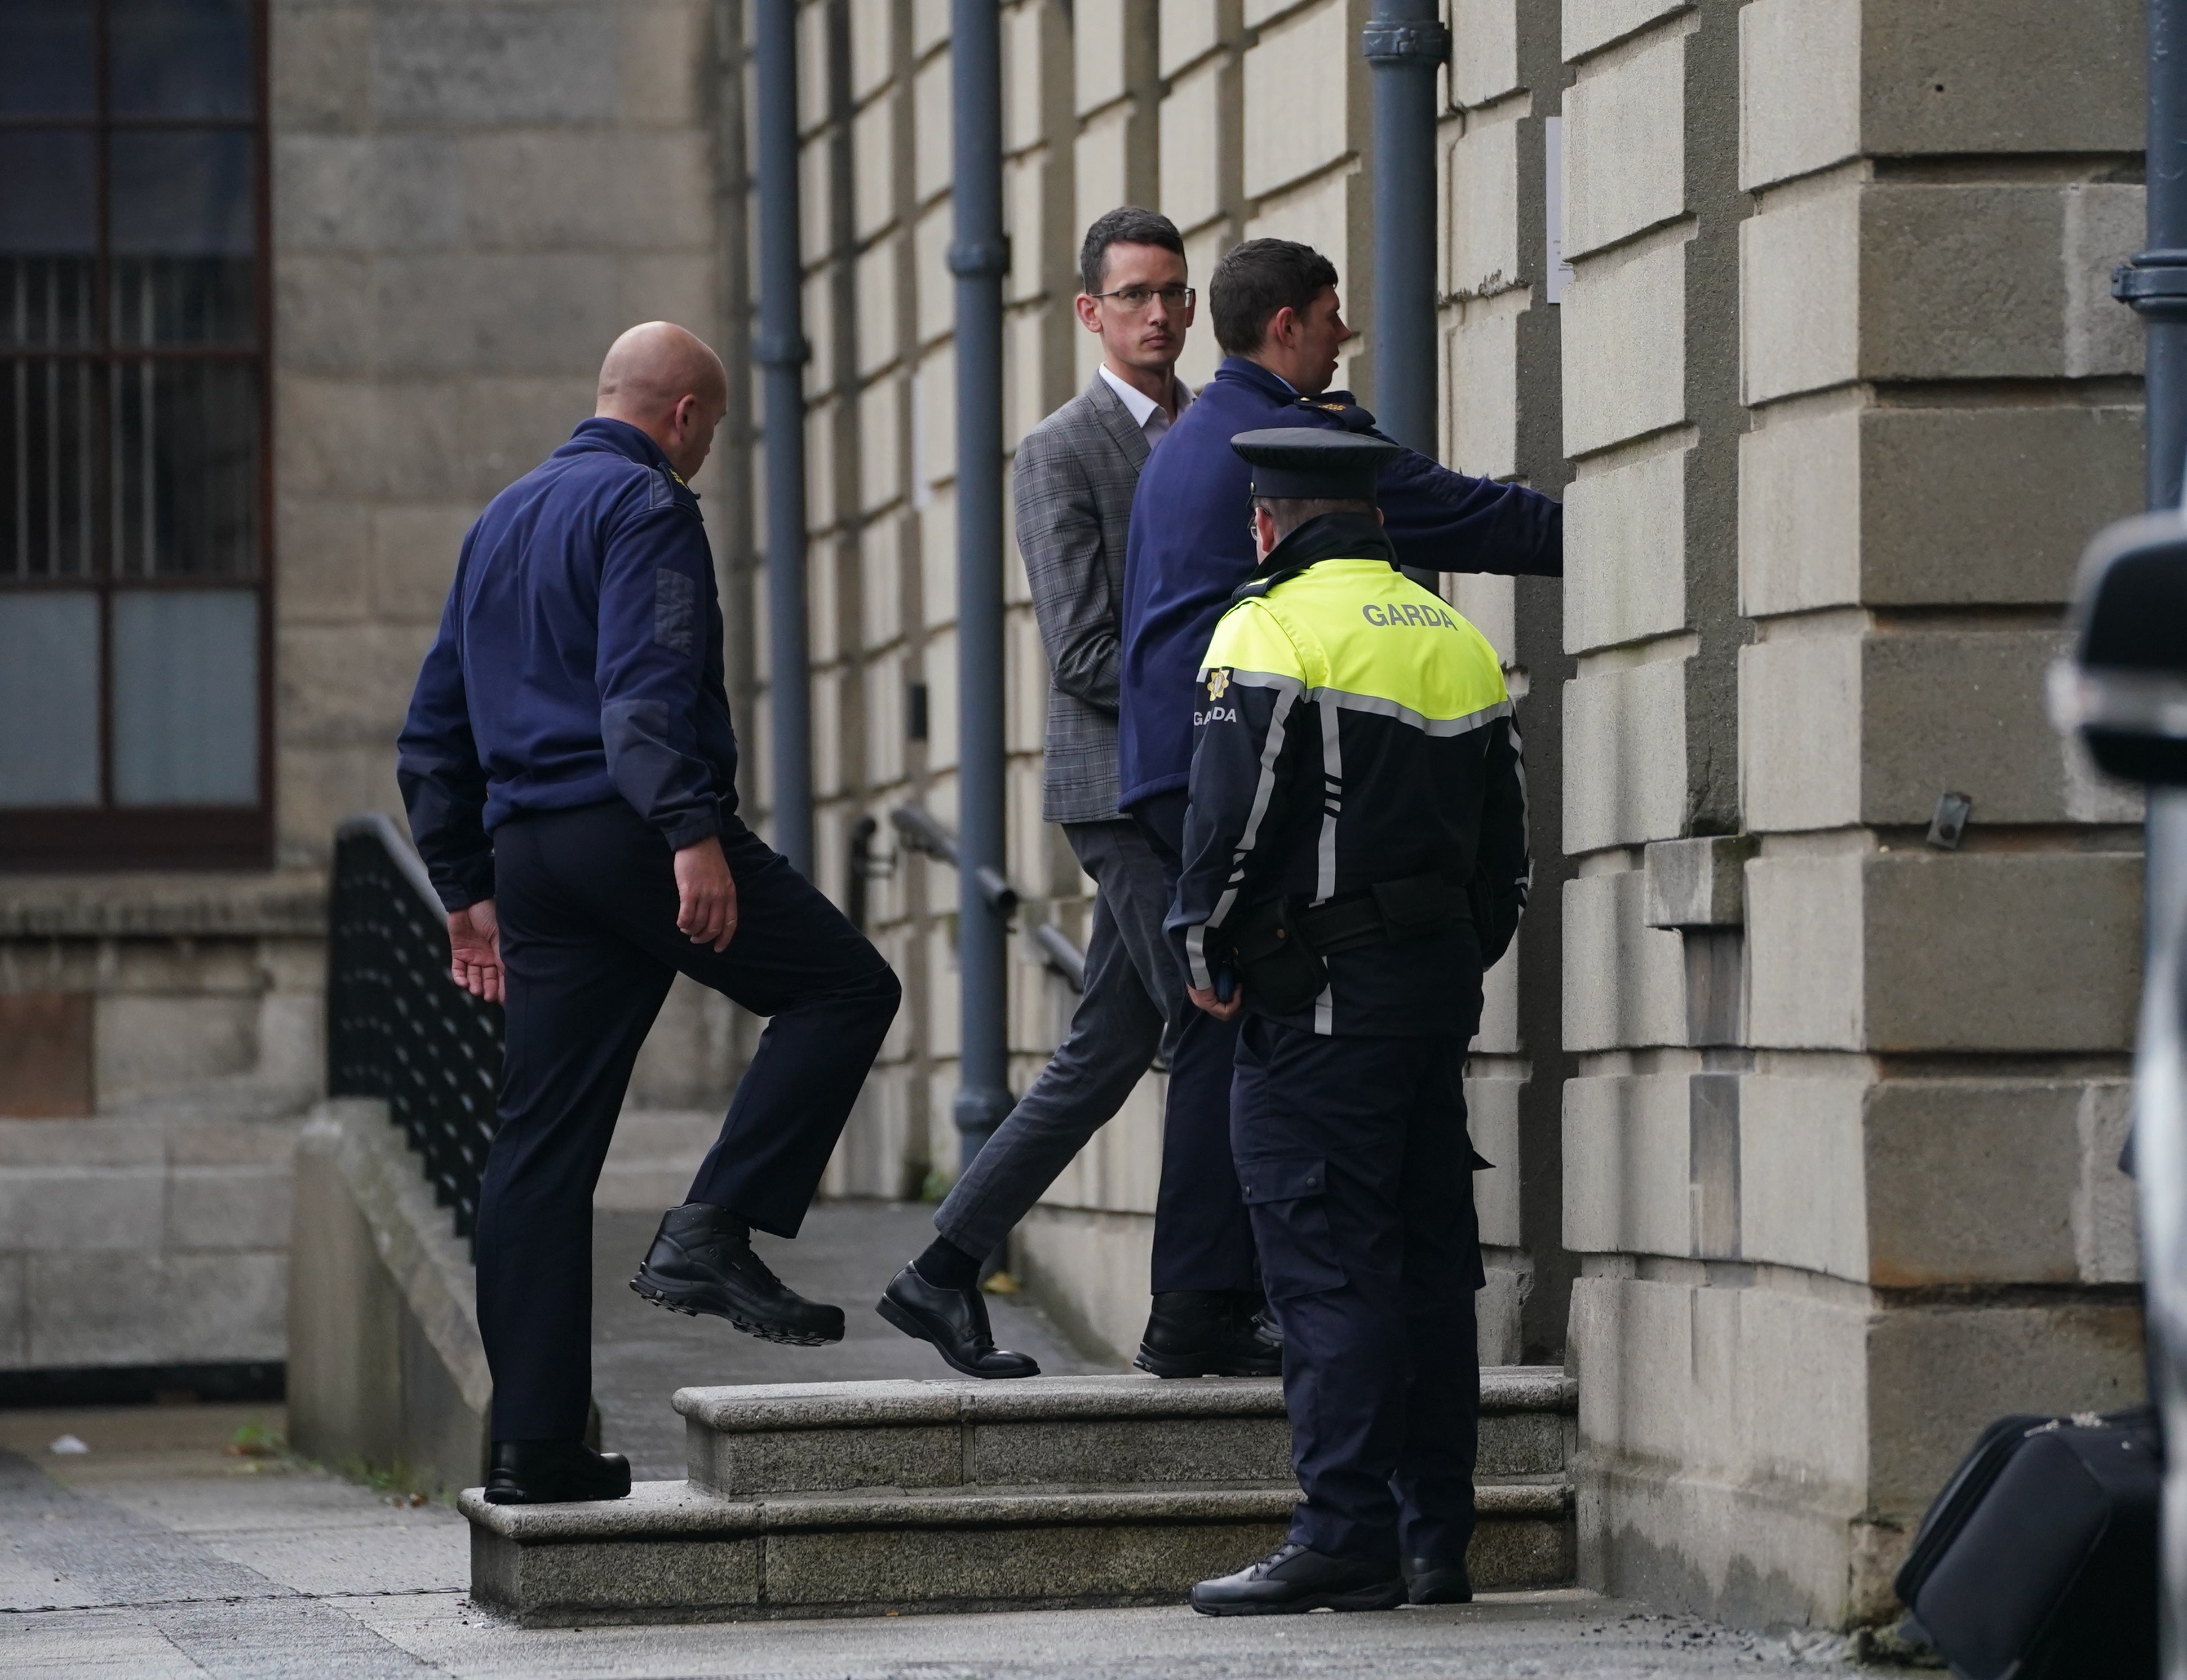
top-left (878, 209), bottom-right (1279, 1382)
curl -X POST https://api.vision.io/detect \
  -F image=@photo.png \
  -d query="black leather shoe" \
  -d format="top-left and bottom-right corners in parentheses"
top-left (1191, 1541), bottom-right (1406, 1616)
top-left (1135, 1291), bottom-right (1282, 1378)
top-left (631, 1203), bottom-right (845, 1346)
top-left (1404, 1555), bottom-right (1473, 1604)
top-left (876, 1266), bottom-right (1041, 1378)
top-left (482, 1439), bottom-right (632, 1505)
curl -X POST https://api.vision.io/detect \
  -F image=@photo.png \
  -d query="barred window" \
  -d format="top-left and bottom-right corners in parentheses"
top-left (0, 0), bottom-right (269, 868)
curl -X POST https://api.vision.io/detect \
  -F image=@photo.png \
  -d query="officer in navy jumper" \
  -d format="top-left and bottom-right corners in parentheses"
top-left (1114, 240), bottom-right (1559, 1332)
top-left (397, 322), bottom-right (902, 1506)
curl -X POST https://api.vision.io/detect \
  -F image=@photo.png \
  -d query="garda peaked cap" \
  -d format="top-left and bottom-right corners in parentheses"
top-left (1230, 427), bottom-right (1402, 500)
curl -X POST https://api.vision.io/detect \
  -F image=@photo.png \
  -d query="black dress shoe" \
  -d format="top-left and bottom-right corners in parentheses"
top-left (876, 1266), bottom-right (1041, 1378)
top-left (631, 1203), bottom-right (845, 1346)
top-left (482, 1439), bottom-right (632, 1505)
top-left (1190, 1541), bottom-right (1406, 1616)
top-left (1135, 1291), bottom-right (1282, 1378)
top-left (1404, 1554), bottom-right (1473, 1604)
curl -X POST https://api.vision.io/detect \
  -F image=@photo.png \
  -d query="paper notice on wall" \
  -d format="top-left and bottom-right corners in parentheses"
top-left (1544, 116), bottom-right (1575, 305)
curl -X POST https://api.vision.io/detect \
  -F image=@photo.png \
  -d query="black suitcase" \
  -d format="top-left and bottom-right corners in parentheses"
top-left (1894, 1406), bottom-right (2161, 1680)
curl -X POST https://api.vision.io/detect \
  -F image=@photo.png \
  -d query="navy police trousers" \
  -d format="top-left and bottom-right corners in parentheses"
top-left (1231, 1014), bottom-right (1485, 1563)
top-left (477, 803), bottom-right (901, 1441)
top-left (1133, 788), bottom-right (1259, 1293)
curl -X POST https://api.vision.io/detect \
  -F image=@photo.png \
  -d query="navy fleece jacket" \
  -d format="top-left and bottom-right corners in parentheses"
top-left (396, 418), bottom-right (737, 911)
top-left (1116, 355), bottom-right (1562, 810)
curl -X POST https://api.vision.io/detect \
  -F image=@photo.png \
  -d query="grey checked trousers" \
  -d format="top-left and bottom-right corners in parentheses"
top-left (933, 817), bottom-right (1258, 1293)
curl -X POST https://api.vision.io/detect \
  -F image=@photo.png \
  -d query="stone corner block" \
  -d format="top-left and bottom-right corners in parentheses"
top-left (1644, 836), bottom-right (1758, 930)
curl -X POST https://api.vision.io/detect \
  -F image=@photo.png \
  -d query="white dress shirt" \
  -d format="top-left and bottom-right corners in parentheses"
top-left (1099, 363), bottom-right (1194, 448)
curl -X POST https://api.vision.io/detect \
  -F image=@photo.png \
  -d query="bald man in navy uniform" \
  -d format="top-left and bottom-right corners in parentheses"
top-left (399, 323), bottom-right (901, 1505)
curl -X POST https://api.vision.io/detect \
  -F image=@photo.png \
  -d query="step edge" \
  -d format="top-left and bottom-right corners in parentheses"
top-left (462, 1477), bottom-right (1575, 1542)
top-left (675, 1367), bottom-right (1574, 1432)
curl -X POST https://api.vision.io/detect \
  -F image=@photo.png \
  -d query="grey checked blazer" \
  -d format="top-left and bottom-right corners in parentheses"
top-left (1014, 372), bottom-right (1151, 824)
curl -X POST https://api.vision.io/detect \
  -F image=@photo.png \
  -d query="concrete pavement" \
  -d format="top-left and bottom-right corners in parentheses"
top-left (0, 1400), bottom-right (1929, 1678)
top-left (2, 1203), bottom-right (1932, 1675)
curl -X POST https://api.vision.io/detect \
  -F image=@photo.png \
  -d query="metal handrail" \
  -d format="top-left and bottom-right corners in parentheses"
top-left (1030, 921), bottom-right (1086, 993)
top-left (889, 803), bottom-right (1085, 992)
top-left (891, 804), bottom-right (1017, 915)
top-left (326, 813), bottom-right (503, 1249)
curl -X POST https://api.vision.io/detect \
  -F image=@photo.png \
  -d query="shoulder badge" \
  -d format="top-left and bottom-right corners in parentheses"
top-left (1206, 668), bottom-right (1231, 702)
top-left (648, 464), bottom-right (701, 514)
top-left (1296, 392), bottom-right (1380, 435)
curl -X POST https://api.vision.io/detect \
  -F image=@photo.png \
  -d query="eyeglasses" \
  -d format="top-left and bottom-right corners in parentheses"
top-left (1089, 285), bottom-right (1195, 313)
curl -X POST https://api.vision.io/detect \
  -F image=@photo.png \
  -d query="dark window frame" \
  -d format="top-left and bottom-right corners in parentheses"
top-left (0, 0), bottom-right (274, 872)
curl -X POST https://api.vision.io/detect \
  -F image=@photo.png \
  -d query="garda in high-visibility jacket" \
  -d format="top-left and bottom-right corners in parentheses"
top-left (1166, 508), bottom-right (1529, 1039)
top-left (1176, 429), bottom-right (1533, 1607)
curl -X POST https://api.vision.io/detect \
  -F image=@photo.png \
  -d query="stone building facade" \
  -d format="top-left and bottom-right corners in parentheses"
top-left (0, 0), bottom-right (2154, 1630)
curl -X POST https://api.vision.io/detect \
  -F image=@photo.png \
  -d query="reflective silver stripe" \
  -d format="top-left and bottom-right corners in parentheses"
top-left (1313, 686), bottom-right (1511, 736)
top-left (1316, 701), bottom-right (1341, 905)
top-left (1507, 714), bottom-right (1533, 907)
top-left (1185, 921), bottom-right (1212, 991)
top-left (1190, 680), bottom-right (1301, 989)
top-left (1313, 981), bottom-right (1333, 1036)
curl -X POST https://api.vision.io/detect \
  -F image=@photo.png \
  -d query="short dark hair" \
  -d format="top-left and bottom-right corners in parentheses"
top-left (1252, 495), bottom-right (1374, 542)
top-left (1078, 207), bottom-right (1186, 295)
top-left (1211, 239), bottom-right (1339, 354)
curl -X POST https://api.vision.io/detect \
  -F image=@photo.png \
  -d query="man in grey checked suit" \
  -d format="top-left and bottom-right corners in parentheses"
top-left (876, 208), bottom-right (1274, 1381)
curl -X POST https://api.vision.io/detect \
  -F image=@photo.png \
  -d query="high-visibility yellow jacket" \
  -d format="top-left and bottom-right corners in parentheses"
top-left (1167, 513), bottom-right (1529, 1038)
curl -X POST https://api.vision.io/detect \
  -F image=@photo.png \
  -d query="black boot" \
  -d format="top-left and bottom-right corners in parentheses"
top-left (1403, 1555), bottom-right (1473, 1604)
top-left (482, 1439), bottom-right (632, 1505)
top-left (630, 1203), bottom-right (845, 1346)
top-left (876, 1266), bottom-right (1041, 1378)
top-left (1135, 1291), bottom-right (1282, 1378)
top-left (1190, 1541), bottom-right (1405, 1616)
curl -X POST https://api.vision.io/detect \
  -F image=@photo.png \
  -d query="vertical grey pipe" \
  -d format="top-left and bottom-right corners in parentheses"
top-left (1362, 0), bottom-right (1449, 588)
top-left (2120, 0), bottom-right (2187, 509)
top-left (2113, 5), bottom-right (2187, 1669)
top-left (1362, 0), bottom-right (1447, 455)
top-left (755, 0), bottom-right (813, 876)
top-left (949, 0), bottom-right (1013, 1170)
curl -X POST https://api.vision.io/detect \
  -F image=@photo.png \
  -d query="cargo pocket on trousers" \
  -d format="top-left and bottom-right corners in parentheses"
top-left (1236, 1156), bottom-right (1348, 1301)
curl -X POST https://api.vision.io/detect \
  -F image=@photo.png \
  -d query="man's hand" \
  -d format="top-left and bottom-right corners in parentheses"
top-left (1188, 982), bottom-right (1243, 1022)
top-left (675, 835), bottom-right (738, 951)
top-left (449, 899), bottom-right (504, 1004)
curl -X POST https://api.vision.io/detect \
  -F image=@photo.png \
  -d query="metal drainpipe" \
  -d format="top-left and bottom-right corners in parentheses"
top-left (2113, 3), bottom-right (2187, 1668)
top-left (754, 0), bottom-right (813, 877)
top-left (948, 0), bottom-right (1013, 1172)
top-left (1362, 0), bottom-right (1450, 588)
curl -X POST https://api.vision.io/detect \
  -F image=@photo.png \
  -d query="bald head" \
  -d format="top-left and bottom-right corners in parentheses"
top-left (596, 322), bottom-right (729, 478)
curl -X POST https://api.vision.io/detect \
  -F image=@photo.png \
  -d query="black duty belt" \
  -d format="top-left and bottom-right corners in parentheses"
top-left (1222, 871), bottom-right (1469, 1013)
top-left (1293, 872), bottom-right (1470, 953)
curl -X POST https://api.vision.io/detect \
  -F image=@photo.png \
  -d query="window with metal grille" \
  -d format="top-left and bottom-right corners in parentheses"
top-left (0, 0), bottom-right (270, 868)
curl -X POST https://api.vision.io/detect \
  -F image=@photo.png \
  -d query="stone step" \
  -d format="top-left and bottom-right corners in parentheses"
top-left (464, 1368), bottom-right (1577, 1626)
top-left (464, 1478), bottom-right (1571, 1626)
top-left (677, 1369), bottom-right (1574, 1497)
